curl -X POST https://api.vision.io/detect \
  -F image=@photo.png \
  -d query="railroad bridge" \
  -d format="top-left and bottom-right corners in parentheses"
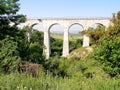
top-left (24, 17), bottom-right (111, 59)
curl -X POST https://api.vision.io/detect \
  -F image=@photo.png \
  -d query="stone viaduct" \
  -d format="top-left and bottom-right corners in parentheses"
top-left (23, 17), bottom-right (111, 59)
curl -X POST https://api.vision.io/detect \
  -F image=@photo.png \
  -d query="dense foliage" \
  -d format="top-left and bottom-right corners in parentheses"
top-left (82, 25), bottom-right (105, 45)
top-left (0, 0), bottom-right (26, 73)
top-left (89, 11), bottom-right (120, 77)
top-left (0, 57), bottom-right (120, 90)
top-left (91, 37), bottom-right (120, 76)
top-left (0, 0), bottom-right (26, 40)
top-left (0, 37), bottom-right (21, 73)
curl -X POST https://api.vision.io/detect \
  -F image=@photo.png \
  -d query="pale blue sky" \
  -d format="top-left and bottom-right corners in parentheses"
top-left (19, 0), bottom-right (120, 18)
top-left (18, 0), bottom-right (120, 33)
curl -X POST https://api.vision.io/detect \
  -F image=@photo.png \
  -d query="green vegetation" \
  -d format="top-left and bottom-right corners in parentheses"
top-left (1, 0), bottom-right (120, 89)
top-left (90, 37), bottom-right (120, 77)
top-left (0, 57), bottom-right (120, 90)
top-left (50, 33), bottom-right (82, 56)
top-left (86, 11), bottom-right (120, 77)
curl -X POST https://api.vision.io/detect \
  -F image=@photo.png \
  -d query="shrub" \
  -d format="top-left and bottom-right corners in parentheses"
top-left (29, 42), bottom-right (44, 64)
top-left (90, 37), bottom-right (120, 77)
top-left (44, 56), bottom-right (88, 78)
top-left (69, 39), bottom-right (83, 52)
top-left (0, 37), bottom-right (21, 73)
top-left (82, 25), bottom-right (105, 45)
top-left (50, 38), bottom-right (63, 56)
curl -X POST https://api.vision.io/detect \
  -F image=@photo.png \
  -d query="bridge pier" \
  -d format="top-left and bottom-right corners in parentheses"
top-left (62, 27), bottom-right (69, 57)
top-left (43, 29), bottom-right (50, 59)
top-left (83, 34), bottom-right (90, 47)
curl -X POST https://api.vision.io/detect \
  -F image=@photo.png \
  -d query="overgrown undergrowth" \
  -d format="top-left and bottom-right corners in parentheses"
top-left (0, 57), bottom-right (120, 90)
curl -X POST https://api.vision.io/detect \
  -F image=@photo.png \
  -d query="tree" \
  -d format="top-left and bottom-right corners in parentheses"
top-left (91, 37), bottom-right (120, 77)
top-left (81, 25), bottom-right (105, 45)
top-left (90, 11), bottom-right (120, 77)
top-left (0, 37), bottom-right (21, 73)
top-left (0, 0), bottom-right (26, 39)
top-left (0, 0), bottom-right (26, 73)
top-left (19, 26), bottom-right (44, 63)
top-left (117, 11), bottom-right (120, 20)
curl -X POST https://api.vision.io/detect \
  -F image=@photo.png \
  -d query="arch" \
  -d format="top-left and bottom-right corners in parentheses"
top-left (48, 23), bottom-right (64, 56)
top-left (68, 23), bottom-right (84, 52)
top-left (68, 23), bottom-right (84, 31)
top-left (91, 23), bottom-right (105, 29)
top-left (31, 23), bottom-right (39, 27)
top-left (48, 23), bottom-right (64, 33)
top-left (31, 23), bottom-right (44, 32)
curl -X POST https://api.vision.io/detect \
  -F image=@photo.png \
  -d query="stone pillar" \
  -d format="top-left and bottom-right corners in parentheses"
top-left (83, 34), bottom-right (89, 47)
top-left (43, 29), bottom-right (50, 59)
top-left (105, 26), bottom-right (108, 31)
top-left (62, 27), bottom-right (69, 57)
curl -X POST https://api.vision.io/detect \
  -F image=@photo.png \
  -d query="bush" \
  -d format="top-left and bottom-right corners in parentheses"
top-left (50, 38), bottom-right (63, 56)
top-left (82, 25), bottom-right (105, 45)
top-left (44, 56), bottom-right (88, 78)
top-left (29, 42), bottom-right (44, 64)
top-left (0, 37), bottom-right (21, 73)
top-left (90, 37), bottom-right (120, 77)
top-left (69, 39), bottom-right (83, 52)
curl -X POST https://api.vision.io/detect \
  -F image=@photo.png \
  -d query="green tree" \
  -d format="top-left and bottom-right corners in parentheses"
top-left (117, 11), bottom-right (120, 20)
top-left (29, 30), bottom-right (44, 63)
top-left (0, 0), bottom-right (26, 73)
top-left (91, 37), bottom-right (120, 77)
top-left (19, 26), bottom-right (44, 63)
top-left (89, 11), bottom-right (120, 77)
top-left (0, 0), bottom-right (26, 40)
top-left (0, 37), bottom-right (21, 73)
top-left (82, 25), bottom-right (105, 45)
top-left (105, 11), bottom-right (120, 39)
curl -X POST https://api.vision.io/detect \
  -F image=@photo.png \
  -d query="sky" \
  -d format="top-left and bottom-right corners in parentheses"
top-left (18, 0), bottom-right (120, 18)
top-left (18, 0), bottom-right (120, 33)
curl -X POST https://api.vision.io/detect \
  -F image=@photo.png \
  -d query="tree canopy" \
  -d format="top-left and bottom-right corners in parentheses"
top-left (0, 0), bottom-right (26, 39)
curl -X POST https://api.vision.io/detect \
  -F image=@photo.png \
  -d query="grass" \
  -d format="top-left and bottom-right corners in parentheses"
top-left (51, 33), bottom-right (82, 41)
top-left (0, 71), bottom-right (120, 90)
top-left (0, 56), bottom-right (120, 90)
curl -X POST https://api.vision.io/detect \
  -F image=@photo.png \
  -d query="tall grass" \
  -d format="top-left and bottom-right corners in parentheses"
top-left (0, 72), bottom-right (120, 90)
top-left (0, 57), bottom-right (120, 90)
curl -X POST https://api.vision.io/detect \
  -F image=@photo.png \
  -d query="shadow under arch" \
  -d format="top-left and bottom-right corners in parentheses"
top-left (68, 23), bottom-right (84, 52)
top-left (48, 23), bottom-right (64, 32)
top-left (48, 23), bottom-right (64, 56)
top-left (31, 23), bottom-right (39, 28)
top-left (31, 23), bottom-right (44, 32)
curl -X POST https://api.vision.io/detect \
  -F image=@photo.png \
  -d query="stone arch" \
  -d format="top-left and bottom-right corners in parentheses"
top-left (31, 23), bottom-right (44, 32)
top-left (31, 23), bottom-right (39, 27)
top-left (68, 23), bottom-right (84, 31)
top-left (91, 23), bottom-right (105, 29)
top-left (48, 23), bottom-right (64, 56)
top-left (68, 23), bottom-right (84, 52)
top-left (48, 23), bottom-right (64, 32)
